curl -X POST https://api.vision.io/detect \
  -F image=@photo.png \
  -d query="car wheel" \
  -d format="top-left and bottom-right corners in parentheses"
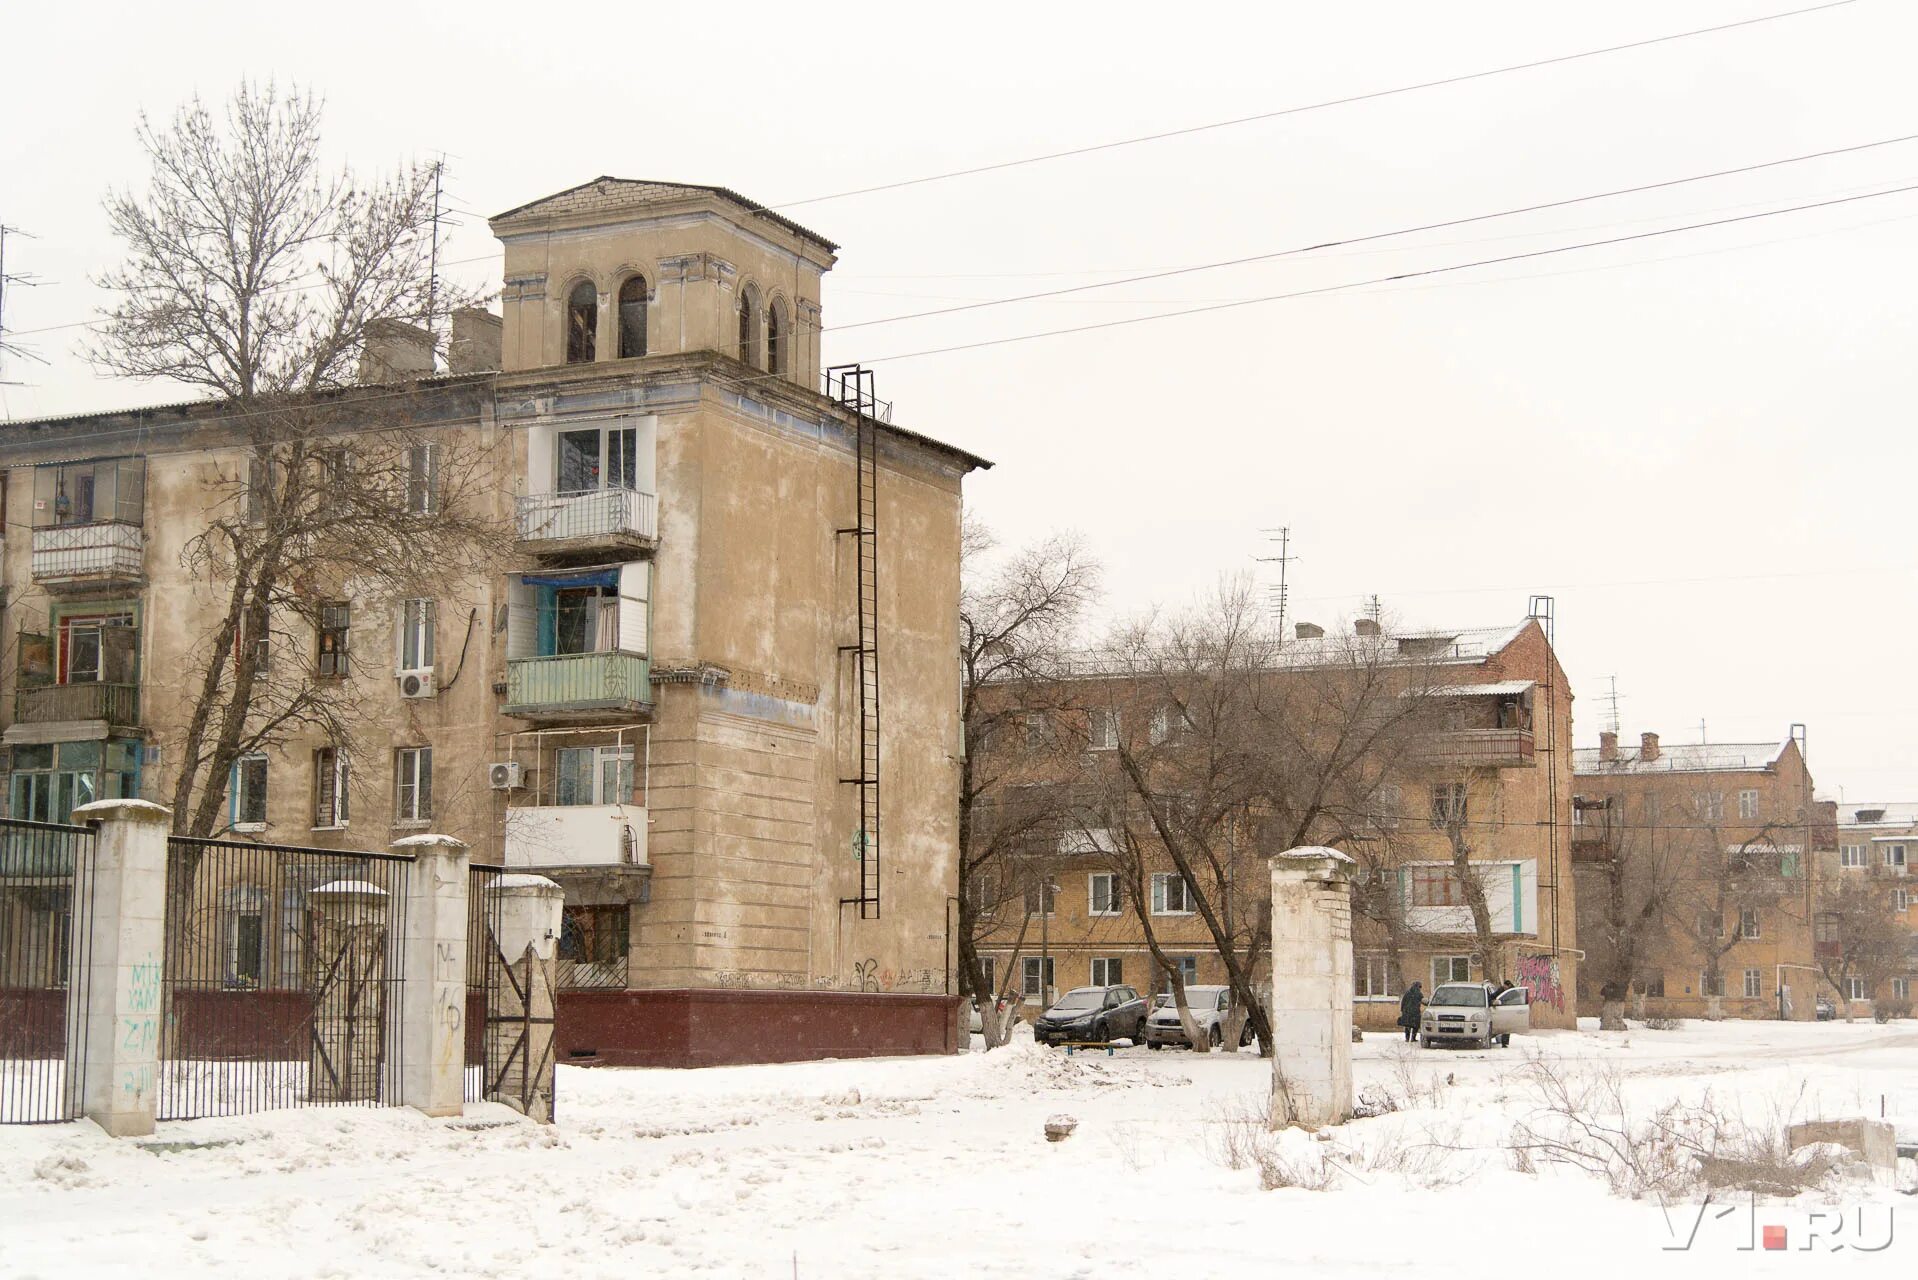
top-left (1208, 1024), bottom-right (1223, 1050)
top-left (1419, 1035), bottom-right (1432, 1049)
top-left (1147, 1039), bottom-right (1161, 1050)
top-left (1095, 1021), bottom-right (1110, 1043)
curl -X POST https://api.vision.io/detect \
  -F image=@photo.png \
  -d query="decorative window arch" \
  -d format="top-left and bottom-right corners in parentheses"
top-left (766, 297), bottom-right (788, 375)
top-left (736, 284), bottom-right (762, 368)
top-left (617, 275), bottom-right (648, 359)
top-left (565, 280), bottom-right (598, 364)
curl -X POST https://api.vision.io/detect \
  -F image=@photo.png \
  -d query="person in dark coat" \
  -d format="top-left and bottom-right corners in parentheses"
top-left (1398, 981), bottom-right (1424, 1043)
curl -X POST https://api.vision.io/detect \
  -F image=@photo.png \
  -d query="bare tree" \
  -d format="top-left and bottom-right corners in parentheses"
top-left (957, 520), bottom-right (1098, 1047)
top-left (86, 83), bottom-right (508, 841)
top-left (1814, 877), bottom-right (1906, 1021)
top-left (1660, 795), bottom-right (1802, 1020)
top-left (1572, 792), bottom-right (1683, 1030)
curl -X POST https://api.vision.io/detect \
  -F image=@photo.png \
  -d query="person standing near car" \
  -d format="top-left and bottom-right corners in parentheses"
top-left (1398, 981), bottom-right (1423, 1043)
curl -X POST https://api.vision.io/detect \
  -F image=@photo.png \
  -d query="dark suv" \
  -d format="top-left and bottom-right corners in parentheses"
top-left (1033, 985), bottom-right (1146, 1046)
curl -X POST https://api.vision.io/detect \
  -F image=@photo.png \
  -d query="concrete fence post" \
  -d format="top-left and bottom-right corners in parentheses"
top-left (1266, 844), bottom-right (1356, 1130)
top-left (69, 798), bottom-right (172, 1138)
top-left (389, 834), bottom-right (469, 1117)
top-left (485, 874), bottom-right (563, 1123)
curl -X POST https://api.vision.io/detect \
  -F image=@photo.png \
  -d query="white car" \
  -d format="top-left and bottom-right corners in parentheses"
top-left (1143, 985), bottom-right (1250, 1050)
top-left (1419, 982), bottom-right (1530, 1048)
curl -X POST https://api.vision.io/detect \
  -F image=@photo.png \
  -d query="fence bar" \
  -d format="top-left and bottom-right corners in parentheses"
top-left (0, 818), bottom-right (94, 1124)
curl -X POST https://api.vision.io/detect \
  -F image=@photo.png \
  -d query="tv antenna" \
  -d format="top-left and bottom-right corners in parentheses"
top-left (1256, 527), bottom-right (1296, 636)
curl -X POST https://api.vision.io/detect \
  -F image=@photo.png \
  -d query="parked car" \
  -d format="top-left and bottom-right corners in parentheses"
top-left (1815, 995), bottom-right (1837, 1021)
top-left (967, 995), bottom-right (1019, 1035)
top-left (1419, 982), bottom-right (1530, 1048)
top-left (1033, 985), bottom-right (1146, 1046)
top-left (1142, 985), bottom-right (1253, 1050)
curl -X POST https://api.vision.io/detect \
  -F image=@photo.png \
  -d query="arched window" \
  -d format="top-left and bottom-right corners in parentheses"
top-left (617, 276), bottom-right (648, 359)
top-left (736, 285), bottom-right (761, 368)
top-left (766, 298), bottom-right (787, 375)
top-left (565, 281), bottom-right (598, 364)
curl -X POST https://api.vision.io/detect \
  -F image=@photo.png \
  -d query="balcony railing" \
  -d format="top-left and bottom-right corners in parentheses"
top-left (516, 488), bottom-right (657, 549)
top-left (504, 652), bottom-right (651, 719)
top-left (1418, 728), bottom-right (1536, 768)
top-left (31, 521), bottom-right (144, 588)
top-left (15, 682), bottom-right (140, 727)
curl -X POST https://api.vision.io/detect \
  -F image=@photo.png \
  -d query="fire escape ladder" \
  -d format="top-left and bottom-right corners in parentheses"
top-left (829, 365), bottom-right (882, 920)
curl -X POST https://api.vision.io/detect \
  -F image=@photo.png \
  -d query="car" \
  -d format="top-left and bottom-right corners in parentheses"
top-left (967, 995), bottom-right (1019, 1035)
top-left (1142, 984), bottom-right (1254, 1050)
top-left (1419, 981), bottom-right (1530, 1048)
top-left (1815, 995), bottom-right (1837, 1021)
top-left (1032, 985), bottom-right (1146, 1047)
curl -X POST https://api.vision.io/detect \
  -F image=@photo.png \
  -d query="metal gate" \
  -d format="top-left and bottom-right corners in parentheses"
top-left (0, 818), bottom-right (95, 1123)
top-left (465, 863), bottom-right (556, 1118)
top-left (159, 836), bottom-right (410, 1119)
top-left (465, 863), bottom-right (504, 1103)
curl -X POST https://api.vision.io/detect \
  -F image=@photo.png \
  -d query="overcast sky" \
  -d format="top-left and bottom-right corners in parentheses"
top-left (3, 1), bottom-right (1914, 798)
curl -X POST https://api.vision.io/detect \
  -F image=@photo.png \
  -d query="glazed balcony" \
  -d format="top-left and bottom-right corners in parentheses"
top-left (503, 652), bottom-right (651, 723)
top-left (516, 488), bottom-right (657, 559)
top-left (15, 681), bottom-right (140, 728)
top-left (31, 522), bottom-right (145, 593)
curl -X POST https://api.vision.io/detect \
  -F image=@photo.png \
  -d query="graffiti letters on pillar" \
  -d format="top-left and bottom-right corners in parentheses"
top-left (1517, 955), bottom-right (1565, 1011)
top-left (121, 952), bottom-right (162, 1105)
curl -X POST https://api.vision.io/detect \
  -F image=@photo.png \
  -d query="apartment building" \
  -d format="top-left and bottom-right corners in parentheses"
top-left (1828, 802), bottom-right (1918, 1015)
top-left (1571, 730), bottom-right (1830, 1020)
top-left (971, 614), bottom-right (1581, 1032)
top-left (0, 177), bottom-right (988, 1065)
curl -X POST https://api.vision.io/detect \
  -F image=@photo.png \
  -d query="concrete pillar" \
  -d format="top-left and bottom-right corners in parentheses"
top-left (307, 880), bottom-right (390, 1103)
top-left (485, 874), bottom-right (563, 1123)
top-left (389, 834), bottom-right (469, 1117)
top-left (69, 799), bottom-right (171, 1138)
top-left (1267, 845), bottom-right (1357, 1130)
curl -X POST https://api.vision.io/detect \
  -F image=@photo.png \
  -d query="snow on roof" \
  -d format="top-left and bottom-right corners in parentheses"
top-left (1836, 802), bottom-right (1918, 829)
top-left (1573, 739), bottom-right (1792, 776)
top-left (1051, 618), bottom-right (1538, 680)
top-left (1424, 680), bottom-right (1536, 698)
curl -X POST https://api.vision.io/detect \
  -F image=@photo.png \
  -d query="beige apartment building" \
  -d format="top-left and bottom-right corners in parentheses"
top-left (973, 615), bottom-right (1582, 1032)
top-left (1828, 802), bottom-right (1918, 1015)
top-left (0, 177), bottom-right (987, 1065)
top-left (1572, 731), bottom-right (1829, 1021)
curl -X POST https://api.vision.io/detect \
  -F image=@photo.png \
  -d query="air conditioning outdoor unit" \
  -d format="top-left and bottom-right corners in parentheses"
top-left (488, 761), bottom-right (524, 791)
top-left (398, 669), bottom-right (437, 699)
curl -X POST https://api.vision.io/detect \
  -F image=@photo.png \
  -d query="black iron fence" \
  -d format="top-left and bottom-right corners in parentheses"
top-left (466, 863), bottom-right (505, 1103)
top-left (0, 818), bottom-right (95, 1123)
top-left (158, 835), bottom-right (410, 1120)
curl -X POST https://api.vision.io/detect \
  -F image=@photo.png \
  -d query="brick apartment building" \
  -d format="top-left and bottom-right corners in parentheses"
top-left (1828, 802), bottom-right (1918, 1015)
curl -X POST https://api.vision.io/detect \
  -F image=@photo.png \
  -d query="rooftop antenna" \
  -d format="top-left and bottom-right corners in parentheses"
top-left (424, 158), bottom-right (446, 367)
top-left (0, 223), bottom-right (47, 385)
top-left (1602, 676), bottom-right (1622, 735)
top-left (1256, 527), bottom-right (1296, 637)
top-left (1366, 594), bottom-right (1382, 625)
top-left (1699, 717), bottom-right (1708, 745)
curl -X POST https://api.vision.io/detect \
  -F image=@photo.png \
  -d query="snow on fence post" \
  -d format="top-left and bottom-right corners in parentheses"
top-left (1266, 845), bottom-right (1356, 1129)
top-left (390, 834), bottom-right (470, 1117)
top-left (69, 799), bottom-right (171, 1138)
top-left (485, 874), bottom-right (563, 1123)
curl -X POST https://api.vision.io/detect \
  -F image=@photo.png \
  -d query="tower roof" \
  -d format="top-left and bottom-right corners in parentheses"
top-left (490, 177), bottom-right (837, 252)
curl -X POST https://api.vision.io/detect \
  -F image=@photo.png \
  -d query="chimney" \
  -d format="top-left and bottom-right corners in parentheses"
top-left (358, 318), bottom-right (435, 384)
top-left (1599, 730), bottom-right (1618, 761)
top-left (1353, 618), bottom-right (1382, 637)
top-left (449, 308), bottom-right (504, 374)
top-left (1640, 731), bottom-right (1660, 762)
top-left (1294, 621), bottom-right (1324, 640)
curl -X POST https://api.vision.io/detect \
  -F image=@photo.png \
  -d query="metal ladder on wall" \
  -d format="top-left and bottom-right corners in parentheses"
top-left (829, 365), bottom-right (882, 919)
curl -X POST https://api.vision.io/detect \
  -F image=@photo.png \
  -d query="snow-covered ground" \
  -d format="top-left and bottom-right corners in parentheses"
top-left (1, 1019), bottom-right (1913, 1277)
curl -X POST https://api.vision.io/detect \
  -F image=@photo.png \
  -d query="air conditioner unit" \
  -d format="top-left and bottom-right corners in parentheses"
top-left (398, 669), bottom-right (437, 699)
top-left (488, 761), bottom-right (524, 791)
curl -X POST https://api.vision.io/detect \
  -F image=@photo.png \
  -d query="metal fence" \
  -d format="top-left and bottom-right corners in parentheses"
top-left (465, 863), bottom-right (505, 1103)
top-left (158, 836), bottom-right (410, 1120)
top-left (0, 818), bottom-right (95, 1123)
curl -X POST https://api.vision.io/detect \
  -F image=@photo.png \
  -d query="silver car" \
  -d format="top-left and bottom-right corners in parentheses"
top-left (1143, 985), bottom-right (1246, 1050)
top-left (1419, 981), bottom-right (1530, 1048)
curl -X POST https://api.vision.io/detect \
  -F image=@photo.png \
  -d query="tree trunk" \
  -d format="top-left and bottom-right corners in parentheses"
top-left (1599, 998), bottom-right (1626, 1031)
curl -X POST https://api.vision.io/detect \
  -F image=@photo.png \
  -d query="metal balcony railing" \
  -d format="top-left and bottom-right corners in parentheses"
top-left (516, 488), bottom-right (657, 546)
top-left (14, 681), bottom-right (140, 726)
top-left (30, 521), bottom-right (144, 585)
top-left (1418, 727), bottom-right (1536, 768)
top-left (503, 652), bottom-right (651, 717)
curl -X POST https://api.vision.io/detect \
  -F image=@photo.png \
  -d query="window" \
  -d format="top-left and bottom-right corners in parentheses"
top-left (405, 443), bottom-right (439, 516)
top-left (1409, 866), bottom-right (1464, 908)
top-left (551, 745), bottom-right (634, 807)
top-left (1374, 783), bottom-right (1403, 832)
top-left (317, 604), bottom-right (350, 677)
top-left (31, 456), bottom-right (145, 528)
top-left (1023, 878), bottom-right (1056, 917)
top-left (616, 276), bottom-right (648, 359)
top-left (1700, 971), bottom-right (1725, 998)
top-left (1887, 844), bottom-right (1908, 870)
top-left (1737, 790), bottom-right (1760, 820)
top-left (1633, 970), bottom-right (1665, 998)
top-left (1355, 953), bottom-right (1390, 998)
top-left (1699, 792), bottom-right (1725, 822)
top-left (736, 285), bottom-right (761, 367)
top-left (1894, 977), bottom-right (1912, 1001)
top-left (1846, 977), bottom-right (1867, 1001)
top-left (1148, 705), bottom-right (1174, 746)
top-left (9, 741), bottom-right (139, 821)
top-left (225, 887), bottom-right (265, 987)
top-left (245, 454), bottom-right (276, 526)
top-left (1893, 888), bottom-right (1910, 913)
top-left (394, 747), bottom-right (432, 823)
top-left (965, 871), bottom-right (995, 917)
top-left (1841, 844), bottom-right (1869, 869)
top-left (398, 599), bottom-right (435, 673)
top-left (766, 298), bottom-right (786, 374)
top-left (312, 748), bottom-right (348, 828)
top-left (566, 281), bottom-right (597, 363)
top-left (1087, 707), bottom-right (1119, 752)
top-left (1738, 907), bottom-right (1761, 940)
top-left (55, 612), bottom-right (136, 685)
top-left (1021, 955), bottom-right (1054, 1000)
top-left (977, 956), bottom-right (996, 998)
top-left (1091, 957), bottom-right (1123, 987)
top-left (1088, 873), bottom-right (1122, 916)
top-left (1151, 872), bottom-right (1194, 914)
top-left (558, 904), bottom-right (630, 986)
top-left (1022, 713), bottom-right (1048, 749)
top-left (1743, 968), bottom-right (1762, 999)
top-left (1432, 956), bottom-right (1473, 985)
top-left (1430, 782), bottom-right (1468, 828)
top-left (231, 753), bottom-right (268, 828)
top-left (1780, 850), bottom-right (1801, 879)
top-left (1160, 955), bottom-right (1199, 994)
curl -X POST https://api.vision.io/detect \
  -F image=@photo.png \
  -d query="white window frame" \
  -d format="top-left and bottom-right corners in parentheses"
top-left (1087, 707), bottom-right (1119, 752)
top-left (1355, 953), bottom-right (1390, 999)
top-left (1887, 844), bottom-right (1909, 869)
top-left (1024, 878), bottom-right (1056, 918)
top-left (232, 752), bottom-right (268, 830)
top-left (1893, 977), bottom-right (1911, 1001)
top-left (1088, 872), bottom-right (1122, 916)
top-left (1021, 955), bottom-right (1054, 1001)
top-left (1699, 971), bottom-right (1726, 998)
top-left (1846, 976), bottom-right (1867, 1001)
top-left (1148, 706), bottom-right (1173, 746)
top-left (1737, 789), bottom-right (1760, 820)
top-left (1893, 887), bottom-right (1910, 913)
top-left (1743, 968), bottom-right (1762, 999)
top-left (1841, 844), bottom-right (1869, 869)
top-left (313, 747), bottom-right (349, 829)
top-left (1738, 907), bottom-right (1760, 940)
top-left (1432, 955), bottom-right (1473, 986)
top-left (397, 599), bottom-right (436, 674)
top-left (1091, 957), bottom-right (1123, 987)
top-left (405, 443), bottom-right (440, 516)
top-left (1150, 872), bottom-right (1194, 915)
top-left (1699, 792), bottom-right (1725, 822)
top-left (224, 886), bottom-right (267, 986)
top-left (394, 746), bottom-right (433, 824)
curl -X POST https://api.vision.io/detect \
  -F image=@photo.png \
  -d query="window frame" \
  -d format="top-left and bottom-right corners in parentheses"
top-left (1429, 781), bottom-right (1468, 829)
top-left (1086, 707), bottom-right (1119, 753)
top-left (1087, 872), bottom-right (1123, 917)
top-left (312, 747), bottom-right (349, 829)
top-left (1737, 789), bottom-right (1760, 820)
top-left (1355, 953), bottom-right (1390, 999)
top-left (1090, 957), bottom-right (1123, 988)
top-left (317, 603), bottom-right (350, 678)
top-left (616, 275), bottom-right (648, 360)
top-left (1738, 907), bottom-right (1761, 940)
top-left (1023, 878), bottom-right (1056, 918)
top-left (1846, 976), bottom-right (1867, 1001)
top-left (565, 280), bottom-right (598, 364)
top-left (1020, 955), bottom-right (1054, 1001)
top-left (397, 599), bottom-right (436, 674)
top-left (394, 746), bottom-right (433, 824)
top-left (1841, 843), bottom-right (1869, 869)
top-left (1150, 872), bottom-right (1194, 915)
top-left (232, 752), bottom-right (269, 830)
top-left (1743, 968), bottom-right (1762, 999)
top-left (405, 443), bottom-right (440, 517)
top-left (1432, 955), bottom-right (1473, 986)
top-left (1887, 844), bottom-right (1908, 869)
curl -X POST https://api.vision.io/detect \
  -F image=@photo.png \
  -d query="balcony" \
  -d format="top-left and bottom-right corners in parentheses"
top-left (503, 652), bottom-right (651, 722)
top-left (504, 803), bottom-right (649, 871)
top-left (15, 682), bottom-right (139, 728)
top-left (31, 522), bottom-right (144, 593)
top-left (1418, 727), bottom-right (1536, 768)
top-left (516, 488), bottom-right (657, 558)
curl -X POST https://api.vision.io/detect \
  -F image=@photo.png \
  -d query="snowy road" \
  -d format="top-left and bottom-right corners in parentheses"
top-left (0, 1019), bottom-right (1911, 1277)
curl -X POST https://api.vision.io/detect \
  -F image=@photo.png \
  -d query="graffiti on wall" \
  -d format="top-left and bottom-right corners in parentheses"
top-left (1517, 954), bottom-right (1564, 1011)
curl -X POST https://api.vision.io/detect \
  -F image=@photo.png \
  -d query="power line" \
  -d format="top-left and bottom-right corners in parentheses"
top-left (861, 180), bottom-right (1918, 363)
top-left (772, 0), bottom-right (1863, 210)
top-left (825, 133), bottom-right (1918, 334)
